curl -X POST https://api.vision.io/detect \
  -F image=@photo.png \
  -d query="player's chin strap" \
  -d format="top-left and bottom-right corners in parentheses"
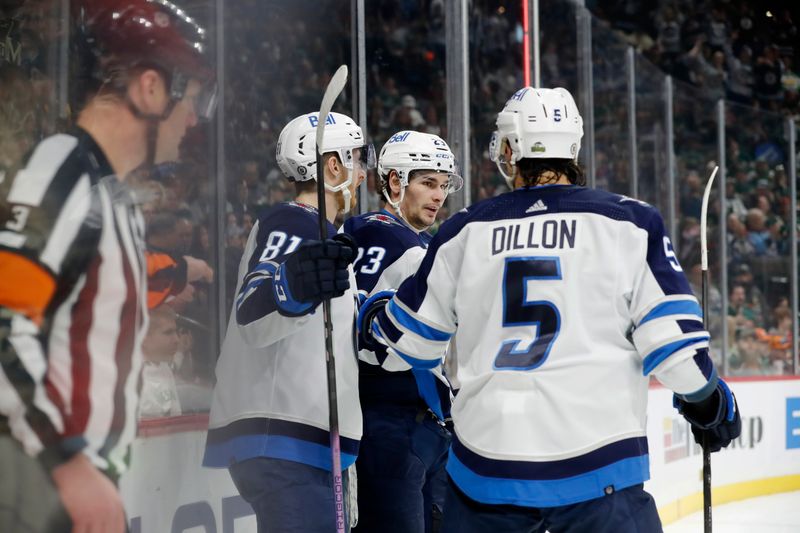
top-left (324, 167), bottom-right (354, 213)
top-left (381, 186), bottom-right (406, 221)
top-left (496, 159), bottom-right (517, 190)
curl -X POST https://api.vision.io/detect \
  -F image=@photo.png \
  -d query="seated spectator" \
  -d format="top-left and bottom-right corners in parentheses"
top-left (726, 180), bottom-right (748, 219)
top-left (745, 207), bottom-right (777, 256)
top-left (728, 282), bottom-right (759, 332)
top-left (680, 170), bottom-right (704, 219)
top-left (139, 306), bottom-right (182, 419)
top-left (727, 213), bottom-right (756, 265)
top-left (173, 321), bottom-right (213, 413)
top-left (730, 262), bottom-right (767, 326)
top-left (729, 327), bottom-right (773, 376)
top-left (755, 307), bottom-right (792, 375)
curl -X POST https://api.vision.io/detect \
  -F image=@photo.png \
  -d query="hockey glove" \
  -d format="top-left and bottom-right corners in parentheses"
top-left (674, 379), bottom-right (741, 453)
top-left (356, 290), bottom-right (395, 354)
top-left (272, 234), bottom-right (357, 316)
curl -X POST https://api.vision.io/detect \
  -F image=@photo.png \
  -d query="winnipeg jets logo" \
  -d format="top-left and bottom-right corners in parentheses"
top-left (619, 195), bottom-right (650, 207)
top-left (526, 199), bottom-right (547, 213)
top-left (365, 213), bottom-right (400, 226)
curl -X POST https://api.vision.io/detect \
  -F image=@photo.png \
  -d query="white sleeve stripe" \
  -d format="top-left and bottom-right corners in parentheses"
top-left (41, 175), bottom-right (92, 274)
top-left (7, 135), bottom-right (78, 206)
top-left (638, 331), bottom-right (710, 359)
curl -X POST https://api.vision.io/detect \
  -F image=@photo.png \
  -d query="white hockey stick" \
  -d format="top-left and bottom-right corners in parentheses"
top-left (699, 164), bottom-right (718, 533)
top-left (315, 64), bottom-right (349, 533)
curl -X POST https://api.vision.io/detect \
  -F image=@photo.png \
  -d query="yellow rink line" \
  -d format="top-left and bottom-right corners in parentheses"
top-left (658, 474), bottom-right (800, 525)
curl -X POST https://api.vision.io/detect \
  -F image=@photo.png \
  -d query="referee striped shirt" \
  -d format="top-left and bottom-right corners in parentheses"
top-left (0, 128), bottom-right (148, 476)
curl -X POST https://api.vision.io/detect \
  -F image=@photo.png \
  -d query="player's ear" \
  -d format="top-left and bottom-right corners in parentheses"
top-left (390, 171), bottom-right (402, 196)
top-left (324, 153), bottom-right (342, 181)
top-left (131, 69), bottom-right (168, 116)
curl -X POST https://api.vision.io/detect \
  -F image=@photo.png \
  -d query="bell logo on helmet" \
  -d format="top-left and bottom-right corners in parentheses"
top-left (532, 142), bottom-right (546, 154)
top-left (308, 114), bottom-right (336, 128)
top-left (388, 132), bottom-right (411, 144)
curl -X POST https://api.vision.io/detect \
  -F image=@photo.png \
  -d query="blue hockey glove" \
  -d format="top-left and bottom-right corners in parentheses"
top-left (674, 379), bottom-right (741, 453)
top-left (356, 290), bottom-right (395, 353)
top-left (272, 233), bottom-right (357, 316)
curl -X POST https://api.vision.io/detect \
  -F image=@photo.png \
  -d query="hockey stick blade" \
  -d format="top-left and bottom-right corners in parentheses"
top-left (316, 65), bottom-right (349, 158)
top-left (699, 165), bottom-right (718, 272)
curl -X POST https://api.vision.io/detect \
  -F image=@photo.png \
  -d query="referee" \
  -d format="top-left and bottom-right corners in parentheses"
top-left (0, 1), bottom-right (215, 531)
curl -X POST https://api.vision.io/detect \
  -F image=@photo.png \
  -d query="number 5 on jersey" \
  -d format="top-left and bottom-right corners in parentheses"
top-left (494, 256), bottom-right (562, 371)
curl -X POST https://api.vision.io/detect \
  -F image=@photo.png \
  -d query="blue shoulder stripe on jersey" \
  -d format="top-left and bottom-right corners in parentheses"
top-left (639, 300), bottom-right (702, 326)
top-left (204, 417), bottom-right (359, 471)
top-left (642, 335), bottom-right (710, 375)
top-left (387, 299), bottom-right (452, 342)
top-left (373, 322), bottom-right (441, 370)
top-left (446, 448), bottom-right (649, 507)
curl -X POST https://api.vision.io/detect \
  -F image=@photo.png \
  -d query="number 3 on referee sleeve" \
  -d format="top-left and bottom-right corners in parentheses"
top-left (494, 256), bottom-right (562, 371)
top-left (6, 205), bottom-right (30, 232)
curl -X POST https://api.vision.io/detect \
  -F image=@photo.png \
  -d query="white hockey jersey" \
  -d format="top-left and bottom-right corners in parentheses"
top-left (204, 201), bottom-right (361, 472)
top-left (372, 185), bottom-right (717, 507)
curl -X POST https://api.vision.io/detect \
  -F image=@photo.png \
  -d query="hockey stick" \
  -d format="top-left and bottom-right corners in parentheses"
top-left (699, 164), bottom-right (718, 533)
top-left (315, 64), bottom-right (349, 533)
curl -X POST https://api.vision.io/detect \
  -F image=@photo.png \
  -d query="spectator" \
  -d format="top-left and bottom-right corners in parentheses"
top-left (745, 207), bottom-right (777, 256)
top-left (724, 42), bottom-right (754, 105)
top-left (732, 262), bottom-right (767, 327)
top-left (729, 327), bottom-right (772, 376)
top-left (754, 45), bottom-right (783, 111)
top-left (139, 306), bottom-right (182, 419)
top-left (727, 213), bottom-right (756, 265)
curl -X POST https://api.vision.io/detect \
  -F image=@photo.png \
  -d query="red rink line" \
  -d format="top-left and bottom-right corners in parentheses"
top-left (137, 413), bottom-right (210, 437)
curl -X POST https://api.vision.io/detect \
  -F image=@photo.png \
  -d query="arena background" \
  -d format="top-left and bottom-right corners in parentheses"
top-left (1, 0), bottom-right (799, 530)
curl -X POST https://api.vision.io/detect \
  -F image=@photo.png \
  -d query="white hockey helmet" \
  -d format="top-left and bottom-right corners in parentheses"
top-left (489, 87), bottom-right (583, 187)
top-left (276, 111), bottom-right (375, 182)
top-left (276, 111), bottom-right (375, 212)
top-left (377, 131), bottom-right (463, 213)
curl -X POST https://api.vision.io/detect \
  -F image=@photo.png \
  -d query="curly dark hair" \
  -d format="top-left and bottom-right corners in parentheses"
top-left (517, 158), bottom-right (586, 187)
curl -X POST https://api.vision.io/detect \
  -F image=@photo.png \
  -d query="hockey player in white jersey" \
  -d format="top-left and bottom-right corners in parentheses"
top-left (345, 131), bottom-right (463, 532)
top-left (204, 111), bottom-right (375, 532)
top-left (361, 87), bottom-right (741, 533)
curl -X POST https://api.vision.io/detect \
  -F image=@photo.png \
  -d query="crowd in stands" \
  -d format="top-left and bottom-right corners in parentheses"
top-left (594, 0), bottom-right (799, 118)
top-left (0, 0), bottom-right (796, 424)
